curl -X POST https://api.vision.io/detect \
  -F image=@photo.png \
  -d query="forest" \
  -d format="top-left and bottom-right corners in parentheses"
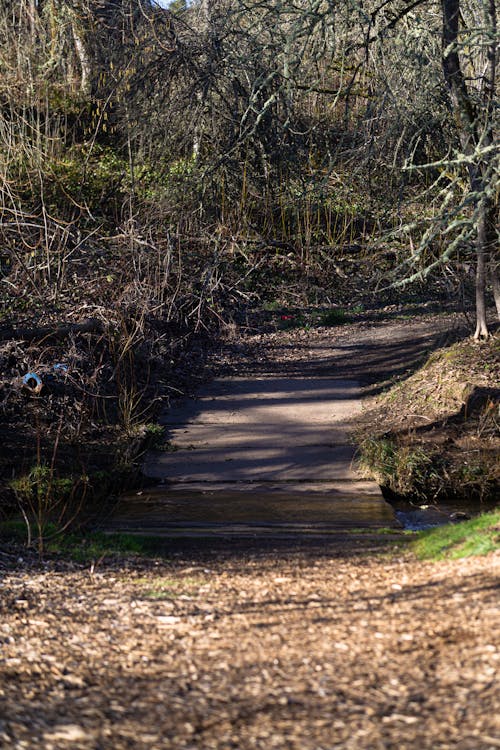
top-left (1, 3), bottom-right (500, 748)
top-left (0, 0), bottom-right (498, 545)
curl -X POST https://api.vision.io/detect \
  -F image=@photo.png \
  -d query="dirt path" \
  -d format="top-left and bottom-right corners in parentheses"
top-left (108, 375), bottom-right (394, 535)
top-left (2, 311), bottom-right (498, 749)
top-left (211, 311), bottom-right (466, 391)
top-left (108, 311), bottom-right (466, 537)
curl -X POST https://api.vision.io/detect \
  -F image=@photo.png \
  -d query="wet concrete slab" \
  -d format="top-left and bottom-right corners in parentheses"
top-left (163, 422), bottom-right (351, 447)
top-left (109, 488), bottom-right (397, 533)
top-left (144, 443), bottom-right (359, 482)
top-left (151, 480), bottom-right (385, 495)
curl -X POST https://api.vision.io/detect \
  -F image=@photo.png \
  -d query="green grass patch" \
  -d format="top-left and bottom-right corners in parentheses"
top-left (45, 531), bottom-right (171, 562)
top-left (411, 510), bottom-right (500, 560)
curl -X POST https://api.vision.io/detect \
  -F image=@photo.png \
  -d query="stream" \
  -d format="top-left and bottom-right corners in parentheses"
top-left (389, 498), bottom-right (496, 531)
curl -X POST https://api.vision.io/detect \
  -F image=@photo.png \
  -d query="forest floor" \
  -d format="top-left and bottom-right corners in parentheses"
top-left (0, 539), bottom-right (498, 749)
top-left (1, 305), bottom-right (499, 749)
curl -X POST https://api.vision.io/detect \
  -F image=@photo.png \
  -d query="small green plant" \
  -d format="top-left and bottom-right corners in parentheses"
top-left (9, 464), bottom-right (88, 554)
top-left (458, 462), bottom-right (485, 483)
top-left (144, 423), bottom-right (165, 448)
top-left (350, 304), bottom-right (364, 315)
top-left (263, 300), bottom-right (282, 312)
top-left (317, 308), bottom-right (347, 326)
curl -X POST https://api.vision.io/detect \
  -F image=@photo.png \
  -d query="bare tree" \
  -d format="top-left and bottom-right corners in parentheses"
top-left (440, 0), bottom-right (498, 337)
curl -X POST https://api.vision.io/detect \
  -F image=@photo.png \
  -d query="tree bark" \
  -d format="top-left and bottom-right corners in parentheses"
top-left (72, 25), bottom-right (91, 96)
top-left (441, 0), bottom-right (477, 144)
top-left (491, 266), bottom-right (500, 322)
top-left (474, 202), bottom-right (489, 339)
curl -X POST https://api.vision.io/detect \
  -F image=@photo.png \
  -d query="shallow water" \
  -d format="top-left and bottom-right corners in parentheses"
top-left (107, 487), bottom-right (495, 537)
top-left (391, 499), bottom-right (496, 531)
top-left (107, 486), bottom-right (397, 536)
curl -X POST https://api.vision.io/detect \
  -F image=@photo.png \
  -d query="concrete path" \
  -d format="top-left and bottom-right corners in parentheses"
top-left (109, 377), bottom-right (396, 535)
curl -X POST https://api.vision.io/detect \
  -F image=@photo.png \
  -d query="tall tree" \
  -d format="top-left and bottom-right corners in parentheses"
top-left (441, 0), bottom-right (498, 337)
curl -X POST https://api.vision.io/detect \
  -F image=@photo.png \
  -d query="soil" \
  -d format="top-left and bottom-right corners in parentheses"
top-left (212, 306), bottom-right (467, 389)
top-left (1, 305), bottom-right (499, 749)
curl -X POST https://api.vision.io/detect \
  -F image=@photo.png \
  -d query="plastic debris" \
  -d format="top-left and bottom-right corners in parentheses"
top-left (22, 372), bottom-right (43, 394)
top-left (53, 363), bottom-right (69, 375)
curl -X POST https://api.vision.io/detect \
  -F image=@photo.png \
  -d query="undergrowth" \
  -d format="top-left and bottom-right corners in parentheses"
top-left (358, 438), bottom-right (443, 500)
top-left (276, 307), bottom-right (349, 330)
top-left (0, 521), bottom-right (165, 561)
top-left (357, 336), bottom-right (500, 503)
top-left (5, 464), bottom-right (140, 553)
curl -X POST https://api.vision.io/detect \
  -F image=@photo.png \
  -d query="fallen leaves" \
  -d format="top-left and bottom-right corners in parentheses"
top-left (0, 547), bottom-right (498, 748)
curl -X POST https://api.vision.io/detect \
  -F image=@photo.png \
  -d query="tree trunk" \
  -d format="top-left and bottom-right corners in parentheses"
top-left (441, 0), bottom-right (497, 339)
top-left (474, 206), bottom-right (489, 339)
top-left (72, 25), bottom-right (91, 96)
top-left (483, 0), bottom-right (499, 325)
top-left (488, 208), bottom-right (500, 322)
top-left (26, 0), bottom-right (38, 44)
top-left (441, 0), bottom-right (477, 145)
top-left (491, 267), bottom-right (500, 322)
top-left (473, 195), bottom-right (497, 339)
